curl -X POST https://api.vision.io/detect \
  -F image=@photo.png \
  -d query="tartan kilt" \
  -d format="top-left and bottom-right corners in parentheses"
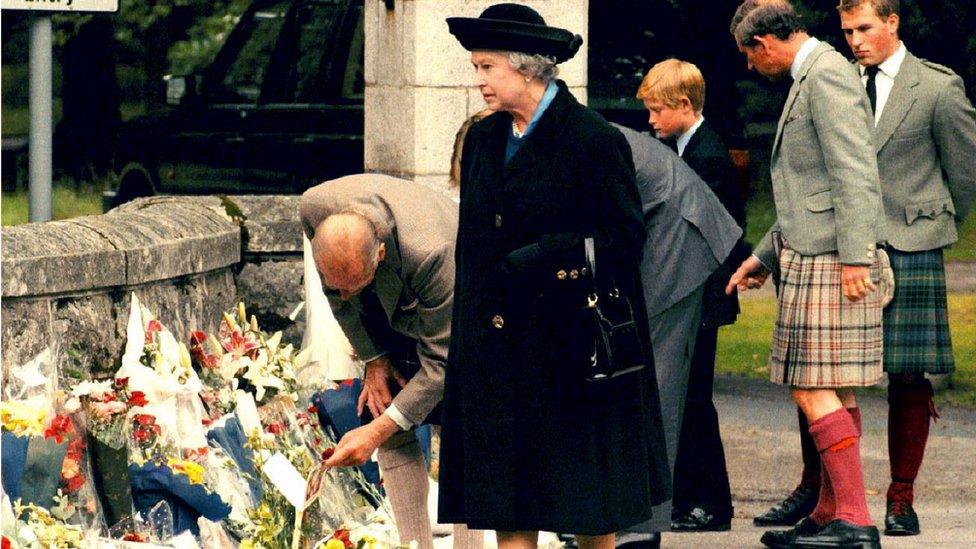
top-left (769, 247), bottom-right (892, 388)
top-left (883, 248), bottom-right (954, 374)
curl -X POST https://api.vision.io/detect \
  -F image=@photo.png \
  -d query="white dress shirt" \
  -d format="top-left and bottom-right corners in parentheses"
top-left (860, 41), bottom-right (906, 124)
top-left (790, 36), bottom-right (821, 80)
top-left (676, 115), bottom-right (705, 157)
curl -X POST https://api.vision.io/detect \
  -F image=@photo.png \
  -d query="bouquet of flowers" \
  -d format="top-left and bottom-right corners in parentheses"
top-left (115, 294), bottom-right (232, 537)
top-left (216, 302), bottom-right (306, 405)
top-left (1, 348), bottom-right (72, 510)
top-left (49, 415), bottom-right (107, 534)
top-left (2, 497), bottom-right (88, 548)
top-left (64, 377), bottom-right (142, 450)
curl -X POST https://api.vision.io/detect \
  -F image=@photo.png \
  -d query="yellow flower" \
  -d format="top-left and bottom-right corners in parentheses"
top-left (168, 458), bottom-right (206, 484)
top-left (1, 400), bottom-right (47, 437)
top-left (323, 540), bottom-right (346, 549)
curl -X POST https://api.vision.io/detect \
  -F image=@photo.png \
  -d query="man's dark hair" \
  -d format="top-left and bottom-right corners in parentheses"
top-left (730, 0), bottom-right (805, 46)
top-left (837, 0), bottom-right (899, 18)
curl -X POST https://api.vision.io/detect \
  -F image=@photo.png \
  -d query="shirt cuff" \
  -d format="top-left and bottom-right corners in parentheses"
top-left (384, 404), bottom-right (412, 431)
top-left (360, 351), bottom-right (388, 364)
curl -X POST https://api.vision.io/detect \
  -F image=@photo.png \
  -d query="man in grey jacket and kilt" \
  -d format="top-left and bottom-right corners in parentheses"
top-left (837, 0), bottom-right (975, 536)
top-left (728, 2), bottom-right (892, 548)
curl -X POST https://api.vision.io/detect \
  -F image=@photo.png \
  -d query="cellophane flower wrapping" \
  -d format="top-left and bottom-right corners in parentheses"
top-left (116, 294), bottom-right (232, 538)
top-left (1, 348), bottom-right (78, 513)
top-left (48, 413), bottom-right (108, 536)
top-left (2, 496), bottom-right (90, 548)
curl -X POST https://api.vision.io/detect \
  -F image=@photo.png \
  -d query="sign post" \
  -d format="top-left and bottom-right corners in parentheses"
top-left (2, 0), bottom-right (119, 222)
top-left (28, 14), bottom-right (53, 222)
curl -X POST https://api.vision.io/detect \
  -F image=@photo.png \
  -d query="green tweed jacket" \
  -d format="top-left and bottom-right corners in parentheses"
top-left (755, 41), bottom-right (885, 267)
top-left (870, 51), bottom-right (976, 252)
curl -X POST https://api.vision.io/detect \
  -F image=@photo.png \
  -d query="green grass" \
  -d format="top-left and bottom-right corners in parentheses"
top-left (1, 184), bottom-right (103, 226)
top-left (716, 294), bottom-right (976, 409)
top-left (1, 101), bottom-right (146, 135)
top-left (744, 192), bottom-right (976, 262)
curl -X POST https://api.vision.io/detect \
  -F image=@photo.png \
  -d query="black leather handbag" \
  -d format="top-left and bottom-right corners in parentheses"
top-left (583, 238), bottom-right (647, 382)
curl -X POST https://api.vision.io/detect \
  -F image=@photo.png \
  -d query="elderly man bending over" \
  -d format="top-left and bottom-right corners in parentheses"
top-left (300, 173), bottom-right (481, 549)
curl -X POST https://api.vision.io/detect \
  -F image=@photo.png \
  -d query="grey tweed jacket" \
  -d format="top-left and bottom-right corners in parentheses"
top-left (869, 50), bottom-right (976, 252)
top-left (755, 41), bottom-right (885, 267)
top-left (613, 124), bottom-right (742, 317)
top-left (299, 174), bottom-right (459, 426)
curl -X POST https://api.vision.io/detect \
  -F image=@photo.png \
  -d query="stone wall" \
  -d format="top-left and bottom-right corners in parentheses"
top-left (1, 195), bottom-right (305, 380)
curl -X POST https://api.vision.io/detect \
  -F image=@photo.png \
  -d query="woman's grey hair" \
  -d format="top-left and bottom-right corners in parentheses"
top-left (730, 0), bottom-right (804, 46)
top-left (508, 52), bottom-right (559, 82)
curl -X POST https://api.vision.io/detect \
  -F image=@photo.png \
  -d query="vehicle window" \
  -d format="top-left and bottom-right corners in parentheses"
top-left (291, 0), bottom-right (344, 102)
top-left (214, 1), bottom-right (290, 103)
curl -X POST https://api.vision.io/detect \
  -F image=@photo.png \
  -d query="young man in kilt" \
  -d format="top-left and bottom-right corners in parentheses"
top-left (754, 0), bottom-right (976, 539)
top-left (728, 2), bottom-right (892, 547)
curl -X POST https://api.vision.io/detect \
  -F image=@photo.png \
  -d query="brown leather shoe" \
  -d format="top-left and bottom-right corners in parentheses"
top-left (753, 485), bottom-right (819, 526)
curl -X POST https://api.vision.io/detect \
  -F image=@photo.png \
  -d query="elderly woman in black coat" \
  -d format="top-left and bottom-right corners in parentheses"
top-left (440, 5), bottom-right (671, 549)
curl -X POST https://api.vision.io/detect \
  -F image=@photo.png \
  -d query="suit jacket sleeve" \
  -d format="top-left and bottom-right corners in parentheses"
top-left (326, 294), bottom-right (387, 362)
top-left (390, 242), bottom-right (453, 426)
top-left (808, 63), bottom-right (883, 265)
top-left (933, 75), bottom-right (976, 224)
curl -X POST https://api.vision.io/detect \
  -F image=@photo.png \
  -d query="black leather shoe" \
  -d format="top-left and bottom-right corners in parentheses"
top-left (884, 500), bottom-right (920, 536)
top-left (670, 507), bottom-right (732, 532)
top-left (759, 517), bottom-right (822, 549)
top-left (615, 531), bottom-right (660, 548)
top-left (753, 485), bottom-right (819, 526)
top-left (791, 519), bottom-right (881, 549)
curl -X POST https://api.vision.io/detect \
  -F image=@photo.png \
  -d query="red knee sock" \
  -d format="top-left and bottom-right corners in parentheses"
top-left (798, 407), bottom-right (822, 489)
top-left (887, 380), bottom-right (936, 504)
top-left (809, 407), bottom-right (861, 525)
top-left (808, 408), bottom-right (873, 526)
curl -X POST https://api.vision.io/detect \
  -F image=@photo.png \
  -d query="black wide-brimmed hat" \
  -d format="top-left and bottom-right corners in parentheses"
top-left (446, 3), bottom-right (583, 63)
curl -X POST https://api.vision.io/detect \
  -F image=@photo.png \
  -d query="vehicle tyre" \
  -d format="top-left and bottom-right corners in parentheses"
top-left (111, 162), bottom-right (156, 208)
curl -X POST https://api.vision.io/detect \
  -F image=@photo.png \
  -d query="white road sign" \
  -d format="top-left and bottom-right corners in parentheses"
top-left (2, 0), bottom-right (118, 12)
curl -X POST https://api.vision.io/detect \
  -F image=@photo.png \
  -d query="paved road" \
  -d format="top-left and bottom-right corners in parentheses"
top-left (660, 375), bottom-right (976, 548)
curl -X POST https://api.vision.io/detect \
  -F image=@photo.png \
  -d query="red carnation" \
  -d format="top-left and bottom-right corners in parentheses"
top-left (114, 377), bottom-right (129, 389)
top-left (307, 404), bottom-right (319, 414)
top-left (3, 535), bottom-right (12, 549)
top-left (145, 319), bottom-right (163, 344)
top-left (189, 331), bottom-right (207, 345)
top-left (322, 447), bottom-right (335, 460)
top-left (44, 414), bottom-right (74, 443)
top-left (127, 391), bottom-right (149, 407)
top-left (134, 413), bottom-right (156, 426)
top-left (65, 474), bottom-right (85, 492)
top-left (265, 423), bottom-right (284, 435)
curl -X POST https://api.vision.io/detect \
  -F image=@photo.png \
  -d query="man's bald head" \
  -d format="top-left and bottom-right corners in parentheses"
top-left (311, 212), bottom-right (385, 300)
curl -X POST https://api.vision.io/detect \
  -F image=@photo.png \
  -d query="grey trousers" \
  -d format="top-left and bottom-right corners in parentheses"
top-left (619, 285), bottom-right (704, 537)
top-left (378, 429), bottom-right (483, 549)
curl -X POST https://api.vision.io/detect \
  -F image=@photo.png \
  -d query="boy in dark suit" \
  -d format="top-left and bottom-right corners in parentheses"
top-left (636, 58), bottom-right (748, 532)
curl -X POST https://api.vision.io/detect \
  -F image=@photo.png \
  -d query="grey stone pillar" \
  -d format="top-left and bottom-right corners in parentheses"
top-left (364, 0), bottom-right (589, 193)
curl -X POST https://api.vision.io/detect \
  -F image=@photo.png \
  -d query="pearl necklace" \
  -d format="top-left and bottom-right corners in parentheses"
top-left (512, 120), bottom-right (525, 138)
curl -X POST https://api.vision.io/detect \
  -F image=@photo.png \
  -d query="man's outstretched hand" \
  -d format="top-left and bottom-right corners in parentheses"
top-left (726, 255), bottom-right (771, 295)
top-left (324, 414), bottom-right (400, 467)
